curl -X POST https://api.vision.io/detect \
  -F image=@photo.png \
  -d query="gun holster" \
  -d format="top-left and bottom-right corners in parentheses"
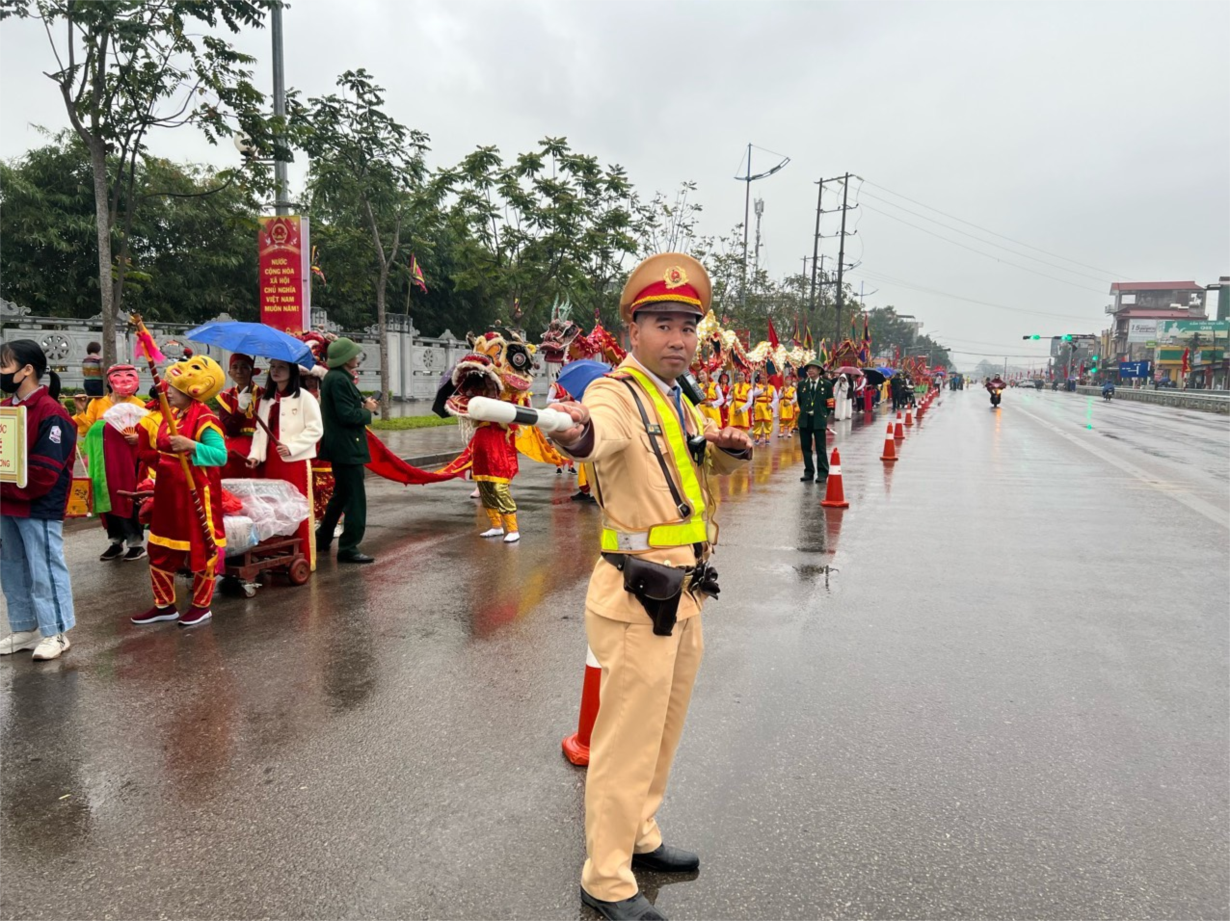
top-left (602, 553), bottom-right (686, 636)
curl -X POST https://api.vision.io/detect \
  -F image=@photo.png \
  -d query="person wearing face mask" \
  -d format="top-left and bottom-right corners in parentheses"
top-left (130, 355), bottom-right (228, 629)
top-left (247, 359), bottom-right (324, 571)
top-left (72, 364), bottom-right (148, 561)
top-left (0, 339), bottom-right (78, 660)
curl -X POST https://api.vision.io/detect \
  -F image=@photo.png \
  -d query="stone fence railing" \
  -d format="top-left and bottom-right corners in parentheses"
top-left (0, 306), bottom-right (551, 403)
top-left (1074, 385), bottom-right (1230, 414)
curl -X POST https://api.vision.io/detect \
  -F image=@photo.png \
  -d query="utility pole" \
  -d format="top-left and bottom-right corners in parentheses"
top-left (271, 1), bottom-right (289, 216)
top-left (734, 144), bottom-right (789, 308)
top-left (808, 180), bottom-right (822, 334)
top-left (753, 198), bottom-right (765, 273)
top-left (815, 173), bottom-right (856, 341)
top-left (835, 173), bottom-right (851, 341)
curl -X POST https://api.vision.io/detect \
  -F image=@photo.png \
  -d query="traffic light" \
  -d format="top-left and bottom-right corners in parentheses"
top-left (1061, 334), bottom-right (1073, 341)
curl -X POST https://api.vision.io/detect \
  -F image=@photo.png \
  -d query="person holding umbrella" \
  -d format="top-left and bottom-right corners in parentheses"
top-left (316, 338), bottom-right (379, 564)
top-left (247, 359), bottom-right (324, 571)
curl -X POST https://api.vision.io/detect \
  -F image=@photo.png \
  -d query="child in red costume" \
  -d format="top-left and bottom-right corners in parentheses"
top-left (131, 355), bottom-right (228, 629)
top-left (215, 353), bottom-right (262, 480)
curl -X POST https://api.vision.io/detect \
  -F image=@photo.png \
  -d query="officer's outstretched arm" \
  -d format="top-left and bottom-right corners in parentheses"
top-left (552, 379), bottom-right (637, 463)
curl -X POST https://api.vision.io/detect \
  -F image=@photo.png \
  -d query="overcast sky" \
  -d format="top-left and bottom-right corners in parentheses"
top-left (2, 0), bottom-right (1227, 368)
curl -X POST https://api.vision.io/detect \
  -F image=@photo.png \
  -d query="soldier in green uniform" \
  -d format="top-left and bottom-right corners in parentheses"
top-left (316, 338), bottom-right (379, 564)
top-left (795, 359), bottom-right (834, 483)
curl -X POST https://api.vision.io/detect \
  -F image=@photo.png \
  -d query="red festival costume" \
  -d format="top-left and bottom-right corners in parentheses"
top-left (144, 401), bottom-right (227, 611)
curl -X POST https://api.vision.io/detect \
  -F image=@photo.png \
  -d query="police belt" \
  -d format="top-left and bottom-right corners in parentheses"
top-left (601, 552), bottom-right (720, 637)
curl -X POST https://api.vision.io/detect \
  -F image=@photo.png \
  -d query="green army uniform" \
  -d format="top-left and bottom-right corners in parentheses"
top-left (317, 349), bottom-right (373, 557)
top-left (795, 365), bottom-right (833, 481)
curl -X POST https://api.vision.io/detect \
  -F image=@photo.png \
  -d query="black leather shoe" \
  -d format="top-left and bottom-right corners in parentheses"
top-left (800, 474), bottom-right (814, 482)
top-left (581, 889), bottom-right (666, 921)
top-left (337, 551), bottom-right (375, 564)
top-left (632, 844), bottom-right (700, 873)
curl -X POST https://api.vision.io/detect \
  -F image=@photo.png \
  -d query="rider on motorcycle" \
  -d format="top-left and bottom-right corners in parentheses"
top-left (986, 375), bottom-right (1006, 407)
top-left (1101, 380), bottom-right (1115, 398)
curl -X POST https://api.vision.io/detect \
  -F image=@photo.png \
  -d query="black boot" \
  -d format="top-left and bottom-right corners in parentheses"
top-left (581, 889), bottom-right (666, 921)
top-left (632, 844), bottom-right (700, 873)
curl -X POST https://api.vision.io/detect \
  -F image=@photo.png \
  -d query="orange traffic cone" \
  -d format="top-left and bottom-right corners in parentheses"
top-left (881, 421), bottom-right (899, 463)
top-left (820, 448), bottom-right (849, 508)
top-left (894, 412), bottom-right (905, 440)
top-left (562, 645), bottom-right (601, 766)
top-left (904, 406), bottom-right (914, 426)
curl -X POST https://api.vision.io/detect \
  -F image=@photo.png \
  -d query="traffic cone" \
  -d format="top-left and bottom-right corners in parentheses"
top-left (904, 406), bottom-right (914, 426)
top-left (894, 412), bottom-right (905, 440)
top-left (880, 421), bottom-right (899, 463)
top-left (561, 645), bottom-right (601, 766)
top-left (820, 448), bottom-right (849, 508)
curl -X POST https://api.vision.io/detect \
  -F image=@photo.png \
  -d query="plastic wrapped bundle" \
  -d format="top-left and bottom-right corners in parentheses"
top-left (224, 515), bottom-right (261, 557)
top-left (221, 478), bottom-right (310, 542)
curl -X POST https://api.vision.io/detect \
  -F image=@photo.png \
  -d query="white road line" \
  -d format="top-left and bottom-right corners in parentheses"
top-left (1013, 404), bottom-right (1230, 531)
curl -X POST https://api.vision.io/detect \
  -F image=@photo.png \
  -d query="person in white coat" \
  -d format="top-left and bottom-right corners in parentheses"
top-left (246, 359), bottom-right (324, 569)
top-left (833, 373), bottom-right (852, 421)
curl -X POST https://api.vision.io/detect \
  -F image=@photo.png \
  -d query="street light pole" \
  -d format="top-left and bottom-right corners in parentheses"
top-left (271, 1), bottom-right (289, 216)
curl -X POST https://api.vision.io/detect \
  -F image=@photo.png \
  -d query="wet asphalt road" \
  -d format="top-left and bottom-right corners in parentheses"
top-left (2, 390), bottom-right (1227, 920)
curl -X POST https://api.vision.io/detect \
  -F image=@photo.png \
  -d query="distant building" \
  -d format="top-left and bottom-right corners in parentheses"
top-left (1104, 281), bottom-right (1208, 381)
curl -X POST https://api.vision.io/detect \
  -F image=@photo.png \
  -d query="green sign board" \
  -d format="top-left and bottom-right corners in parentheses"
top-left (1155, 319), bottom-right (1230, 344)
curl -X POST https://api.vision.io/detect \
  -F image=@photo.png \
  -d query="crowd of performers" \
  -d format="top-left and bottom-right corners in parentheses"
top-left (4, 312), bottom-right (932, 646)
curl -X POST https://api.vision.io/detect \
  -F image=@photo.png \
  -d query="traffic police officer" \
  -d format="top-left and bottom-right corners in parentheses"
top-left (795, 358), bottom-right (833, 482)
top-left (550, 253), bottom-right (752, 921)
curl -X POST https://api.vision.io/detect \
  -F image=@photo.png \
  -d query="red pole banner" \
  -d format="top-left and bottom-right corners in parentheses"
top-left (259, 216), bottom-right (311, 331)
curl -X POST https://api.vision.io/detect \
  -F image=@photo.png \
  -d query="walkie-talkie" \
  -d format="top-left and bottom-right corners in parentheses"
top-left (678, 371), bottom-right (705, 407)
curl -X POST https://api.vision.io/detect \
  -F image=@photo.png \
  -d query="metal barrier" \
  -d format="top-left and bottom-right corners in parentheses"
top-left (1074, 385), bottom-right (1230, 414)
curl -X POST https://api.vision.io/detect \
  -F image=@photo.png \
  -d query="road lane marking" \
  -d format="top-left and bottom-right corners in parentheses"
top-left (1013, 404), bottom-right (1229, 531)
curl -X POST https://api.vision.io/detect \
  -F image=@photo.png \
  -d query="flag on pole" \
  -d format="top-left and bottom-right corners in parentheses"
top-left (803, 325), bottom-right (814, 351)
top-left (767, 318), bottom-right (781, 350)
top-left (410, 254), bottom-right (428, 293)
top-left (791, 315), bottom-right (801, 347)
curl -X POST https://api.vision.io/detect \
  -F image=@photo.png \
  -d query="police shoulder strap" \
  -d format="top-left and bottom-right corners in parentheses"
top-left (616, 376), bottom-right (691, 519)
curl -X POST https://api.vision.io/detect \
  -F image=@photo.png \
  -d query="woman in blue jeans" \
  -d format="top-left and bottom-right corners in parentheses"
top-left (0, 339), bottom-right (78, 660)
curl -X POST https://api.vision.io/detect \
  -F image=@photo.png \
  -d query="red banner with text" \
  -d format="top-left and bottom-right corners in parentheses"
top-left (258, 216), bottom-right (311, 332)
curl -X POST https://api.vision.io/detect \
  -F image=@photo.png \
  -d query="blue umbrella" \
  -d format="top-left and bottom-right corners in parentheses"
top-left (557, 360), bottom-right (611, 399)
top-left (877, 366), bottom-right (896, 376)
top-left (184, 321), bottom-right (314, 368)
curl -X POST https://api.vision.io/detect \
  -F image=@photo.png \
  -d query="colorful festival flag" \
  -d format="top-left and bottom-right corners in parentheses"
top-left (767, 318), bottom-right (781, 350)
top-left (410, 254), bottom-right (428, 293)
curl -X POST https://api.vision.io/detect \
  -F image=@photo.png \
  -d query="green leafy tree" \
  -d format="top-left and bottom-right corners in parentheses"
top-left (446, 137), bottom-right (642, 335)
top-left (1, 0), bottom-right (281, 367)
top-left (297, 68), bottom-right (432, 418)
top-left (1, 131), bottom-right (261, 324)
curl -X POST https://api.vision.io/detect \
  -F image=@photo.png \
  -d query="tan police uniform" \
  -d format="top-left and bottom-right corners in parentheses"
top-left (556, 253), bottom-right (750, 903)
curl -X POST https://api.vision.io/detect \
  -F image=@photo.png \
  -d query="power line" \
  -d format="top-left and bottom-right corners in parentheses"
top-left (858, 189), bottom-right (1117, 284)
top-left (860, 179), bottom-right (1129, 278)
top-left (861, 204), bottom-right (1109, 294)
top-left (851, 267), bottom-right (1103, 322)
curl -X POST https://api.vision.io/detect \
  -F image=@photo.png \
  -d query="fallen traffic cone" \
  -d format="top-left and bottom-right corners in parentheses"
top-left (904, 406), bottom-right (914, 426)
top-left (562, 645), bottom-right (602, 766)
top-left (881, 421), bottom-right (899, 463)
top-left (894, 412), bottom-right (905, 440)
top-left (820, 448), bottom-right (849, 508)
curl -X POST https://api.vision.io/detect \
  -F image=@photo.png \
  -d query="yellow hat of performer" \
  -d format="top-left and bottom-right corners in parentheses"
top-left (619, 253), bottom-right (712, 325)
top-left (166, 354), bottom-right (226, 403)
